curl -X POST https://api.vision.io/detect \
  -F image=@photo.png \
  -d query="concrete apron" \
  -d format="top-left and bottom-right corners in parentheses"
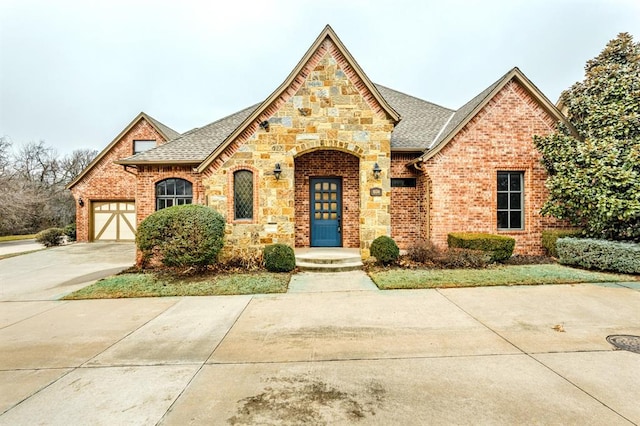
top-left (288, 270), bottom-right (378, 292)
top-left (1, 284), bottom-right (639, 425)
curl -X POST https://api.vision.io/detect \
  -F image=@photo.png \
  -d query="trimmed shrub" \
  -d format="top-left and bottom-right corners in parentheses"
top-left (447, 232), bottom-right (515, 262)
top-left (63, 223), bottom-right (76, 242)
top-left (35, 228), bottom-right (65, 247)
top-left (541, 229), bottom-right (582, 257)
top-left (263, 244), bottom-right (296, 272)
top-left (136, 205), bottom-right (225, 269)
top-left (557, 238), bottom-right (640, 274)
top-left (407, 240), bottom-right (440, 264)
top-left (370, 235), bottom-right (400, 265)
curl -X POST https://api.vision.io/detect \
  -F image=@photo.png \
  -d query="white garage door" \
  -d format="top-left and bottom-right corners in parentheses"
top-left (92, 201), bottom-right (136, 241)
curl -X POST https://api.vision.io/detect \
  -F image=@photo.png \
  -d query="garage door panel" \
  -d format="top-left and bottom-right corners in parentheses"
top-left (92, 201), bottom-right (136, 241)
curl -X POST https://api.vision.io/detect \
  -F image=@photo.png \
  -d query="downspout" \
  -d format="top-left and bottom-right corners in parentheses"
top-left (122, 165), bottom-right (138, 176)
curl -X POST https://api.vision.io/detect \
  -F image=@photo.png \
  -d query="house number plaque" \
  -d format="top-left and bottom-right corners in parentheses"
top-left (370, 187), bottom-right (382, 197)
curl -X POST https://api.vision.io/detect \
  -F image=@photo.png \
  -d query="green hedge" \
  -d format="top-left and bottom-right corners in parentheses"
top-left (263, 244), bottom-right (296, 272)
top-left (557, 238), bottom-right (640, 274)
top-left (136, 204), bottom-right (225, 269)
top-left (370, 235), bottom-right (400, 264)
top-left (541, 229), bottom-right (582, 257)
top-left (447, 232), bottom-right (515, 262)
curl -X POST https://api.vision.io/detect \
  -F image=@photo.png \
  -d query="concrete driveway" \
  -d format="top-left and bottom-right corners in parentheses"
top-left (1, 246), bottom-right (639, 424)
top-left (0, 242), bottom-right (135, 301)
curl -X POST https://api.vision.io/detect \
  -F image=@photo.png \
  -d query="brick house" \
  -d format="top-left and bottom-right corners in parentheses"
top-left (67, 25), bottom-right (570, 258)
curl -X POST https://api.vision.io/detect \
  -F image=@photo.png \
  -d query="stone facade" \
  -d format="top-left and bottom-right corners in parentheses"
top-left (422, 81), bottom-right (565, 255)
top-left (202, 43), bottom-right (394, 258)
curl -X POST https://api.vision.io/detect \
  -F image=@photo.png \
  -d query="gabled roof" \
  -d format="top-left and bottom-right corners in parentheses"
top-left (66, 112), bottom-right (181, 189)
top-left (417, 67), bottom-right (575, 162)
top-left (116, 104), bottom-right (259, 165)
top-left (375, 84), bottom-right (454, 150)
top-left (195, 25), bottom-right (401, 173)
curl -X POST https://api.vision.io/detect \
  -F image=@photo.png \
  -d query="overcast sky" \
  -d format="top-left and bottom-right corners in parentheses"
top-left (1, 0), bottom-right (638, 155)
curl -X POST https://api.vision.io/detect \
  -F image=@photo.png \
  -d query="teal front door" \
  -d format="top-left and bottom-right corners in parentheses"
top-left (310, 178), bottom-right (342, 247)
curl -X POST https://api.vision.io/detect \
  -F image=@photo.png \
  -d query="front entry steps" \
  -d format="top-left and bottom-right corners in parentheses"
top-left (295, 248), bottom-right (363, 272)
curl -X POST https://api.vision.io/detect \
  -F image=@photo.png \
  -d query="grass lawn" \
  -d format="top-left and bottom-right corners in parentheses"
top-left (370, 264), bottom-right (638, 289)
top-left (63, 271), bottom-right (290, 299)
top-left (0, 234), bottom-right (37, 242)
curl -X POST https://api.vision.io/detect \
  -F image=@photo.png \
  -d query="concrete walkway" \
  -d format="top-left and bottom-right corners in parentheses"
top-left (0, 239), bottom-right (43, 256)
top-left (1, 273), bottom-right (639, 424)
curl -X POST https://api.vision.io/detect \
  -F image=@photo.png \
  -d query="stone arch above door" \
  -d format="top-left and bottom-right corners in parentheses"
top-left (289, 139), bottom-right (365, 159)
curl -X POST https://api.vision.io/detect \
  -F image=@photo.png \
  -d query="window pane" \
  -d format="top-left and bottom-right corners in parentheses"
top-left (176, 179), bottom-right (185, 195)
top-left (510, 211), bottom-right (522, 229)
top-left (497, 193), bottom-right (508, 209)
top-left (166, 179), bottom-right (175, 195)
top-left (234, 170), bottom-right (253, 219)
top-left (510, 193), bottom-right (521, 209)
top-left (497, 173), bottom-right (509, 191)
top-left (156, 181), bottom-right (166, 196)
top-left (497, 211), bottom-right (509, 228)
top-left (510, 173), bottom-right (521, 191)
top-left (134, 140), bottom-right (156, 154)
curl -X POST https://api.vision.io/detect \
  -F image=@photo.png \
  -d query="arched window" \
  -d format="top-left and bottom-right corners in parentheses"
top-left (156, 178), bottom-right (193, 210)
top-left (234, 170), bottom-right (253, 220)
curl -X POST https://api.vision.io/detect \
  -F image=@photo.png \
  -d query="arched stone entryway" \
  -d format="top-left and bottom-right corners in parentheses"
top-left (294, 150), bottom-right (360, 248)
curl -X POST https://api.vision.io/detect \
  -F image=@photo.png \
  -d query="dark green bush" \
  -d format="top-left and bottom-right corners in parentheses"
top-left (263, 244), bottom-right (296, 272)
top-left (541, 229), bottom-right (582, 257)
top-left (63, 223), bottom-right (76, 242)
top-left (447, 232), bottom-right (515, 262)
top-left (370, 235), bottom-right (400, 265)
top-left (136, 205), bottom-right (225, 269)
top-left (557, 238), bottom-right (640, 274)
top-left (35, 228), bottom-right (65, 247)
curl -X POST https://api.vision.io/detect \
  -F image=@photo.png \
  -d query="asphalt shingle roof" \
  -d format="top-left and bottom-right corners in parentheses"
top-left (374, 84), bottom-right (454, 150)
top-left (121, 104), bottom-right (259, 163)
top-left (146, 115), bottom-right (181, 141)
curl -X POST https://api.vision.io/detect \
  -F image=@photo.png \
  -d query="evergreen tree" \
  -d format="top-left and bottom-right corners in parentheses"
top-left (534, 32), bottom-right (640, 241)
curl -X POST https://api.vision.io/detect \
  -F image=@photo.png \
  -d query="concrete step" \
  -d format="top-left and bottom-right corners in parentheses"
top-left (294, 248), bottom-right (363, 273)
top-left (296, 260), bottom-right (363, 273)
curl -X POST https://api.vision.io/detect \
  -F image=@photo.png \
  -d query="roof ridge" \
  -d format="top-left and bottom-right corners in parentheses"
top-left (143, 113), bottom-right (181, 140)
top-left (374, 83), bottom-right (455, 112)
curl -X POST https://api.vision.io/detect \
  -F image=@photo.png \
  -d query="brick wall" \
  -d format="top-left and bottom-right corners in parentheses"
top-left (390, 153), bottom-right (422, 249)
top-left (423, 80), bottom-right (566, 255)
top-left (135, 165), bottom-right (204, 225)
top-left (294, 150), bottom-right (360, 248)
top-left (70, 118), bottom-right (167, 241)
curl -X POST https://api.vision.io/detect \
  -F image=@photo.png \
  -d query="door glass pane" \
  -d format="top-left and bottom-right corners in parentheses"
top-left (510, 211), bottom-right (522, 228)
top-left (323, 182), bottom-right (329, 190)
top-left (323, 203), bottom-right (329, 211)
top-left (323, 213), bottom-right (329, 220)
top-left (315, 212), bottom-right (321, 219)
top-left (322, 193), bottom-right (329, 200)
top-left (510, 193), bottom-right (521, 209)
top-left (497, 193), bottom-right (508, 209)
top-left (315, 183), bottom-right (321, 190)
top-left (315, 202), bottom-right (321, 210)
top-left (331, 192), bottom-right (337, 200)
top-left (330, 213), bottom-right (337, 219)
top-left (315, 192), bottom-right (321, 200)
top-left (330, 183), bottom-right (336, 190)
top-left (497, 211), bottom-right (509, 228)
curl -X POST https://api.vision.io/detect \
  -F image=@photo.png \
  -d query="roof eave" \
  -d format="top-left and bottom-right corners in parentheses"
top-left (114, 159), bottom-right (202, 166)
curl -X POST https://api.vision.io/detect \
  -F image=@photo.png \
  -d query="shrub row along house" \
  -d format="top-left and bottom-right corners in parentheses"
top-left (67, 25), bottom-right (571, 258)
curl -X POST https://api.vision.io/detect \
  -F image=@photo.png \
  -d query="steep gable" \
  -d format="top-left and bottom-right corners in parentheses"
top-left (66, 112), bottom-right (180, 189)
top-left (196, 25), bottom-right (400, 173)
top-left (418, 67), bottom-right (574, 162)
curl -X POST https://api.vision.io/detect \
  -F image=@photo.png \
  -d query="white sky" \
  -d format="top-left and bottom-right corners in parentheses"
top-left (1, 0), bottom-right (638, 155)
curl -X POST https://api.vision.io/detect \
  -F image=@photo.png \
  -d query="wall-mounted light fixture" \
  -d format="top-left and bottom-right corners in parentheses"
top-left (373, 163), bottom-right (382, 180)
top-left (273, 163), bottom-right (282, 180)
top-left (259, 120), bottom-right (270, 131)
top-left (78, 197), bottom-right (84, 207)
